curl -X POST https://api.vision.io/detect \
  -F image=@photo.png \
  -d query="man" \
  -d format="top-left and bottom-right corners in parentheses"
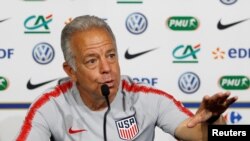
top-left (16, 15), bottom-right (237, 141)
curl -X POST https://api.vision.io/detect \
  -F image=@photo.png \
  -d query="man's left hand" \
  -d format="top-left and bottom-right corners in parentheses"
top-left (187, 91), bottom-right (238, 128)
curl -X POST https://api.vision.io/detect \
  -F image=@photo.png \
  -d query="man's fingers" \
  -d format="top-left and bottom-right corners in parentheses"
top-left (187, 116), bottom-right (200, 128)
top-left (216, 92), bottom-right (231, 105)
top-left (225, 96), bottom-right (238, 107)
top-left (202, 95), bottom-right (210, 105)
top-left (201, 92), bottom-right (238, 115)
top-left (206, 91), bottom-right (231, 106)
top-left (192, 92), bottom-right (238, 128)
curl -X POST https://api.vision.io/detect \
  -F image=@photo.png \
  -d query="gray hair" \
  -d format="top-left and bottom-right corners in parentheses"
top-left (61, 15), bottom-right (116, 70)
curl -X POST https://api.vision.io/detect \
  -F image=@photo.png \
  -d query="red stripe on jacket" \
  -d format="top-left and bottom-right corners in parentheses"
top-left (122, 79), bottom-right (193, 117)
top-left (16, 81), bottom-right (73, 141)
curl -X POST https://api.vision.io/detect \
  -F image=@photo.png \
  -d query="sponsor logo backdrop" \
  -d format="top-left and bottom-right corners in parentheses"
top-left (0, 0), bottom-right (249, 140)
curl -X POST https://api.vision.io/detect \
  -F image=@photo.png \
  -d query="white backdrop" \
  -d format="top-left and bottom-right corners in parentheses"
top-left (0, 0), bottom-right (249, 141)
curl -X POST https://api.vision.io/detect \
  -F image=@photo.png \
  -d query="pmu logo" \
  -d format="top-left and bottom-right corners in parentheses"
top-left (225, 111), bottom-right (242, 124)
top-left (32, 42), bottom-right (55, 64)
top-left (0, 48), bottom-right (14, 59)
top-left (24, 14), bottom-right (52, 34)
top-left (178, 72), bottom-right (200, 94)
top-left (126, 12), bottom-right (148, 34)
top-left (219, 75), bottom-right (250, 90)
top-left (0, 76), bottom-right (8, 91)
top-left (173, 44), bottom-right (200, 63)
top-left (133, 77), bottom-right (158, 86)
top-left (167, 16), bottom-right (199, 31)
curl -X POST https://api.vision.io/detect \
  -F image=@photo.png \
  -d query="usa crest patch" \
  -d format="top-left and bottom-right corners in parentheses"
top-left (115, 115), bottom-right (139, 140)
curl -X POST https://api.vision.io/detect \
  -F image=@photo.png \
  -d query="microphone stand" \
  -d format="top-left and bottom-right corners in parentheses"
top-left (101, 84), bottom-right (110, 141)
top-left (103, 95), bottom-right (110, 141)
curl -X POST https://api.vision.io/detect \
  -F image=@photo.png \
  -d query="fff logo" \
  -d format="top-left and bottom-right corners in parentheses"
top-left (0, 48), bottom-right (14, 59)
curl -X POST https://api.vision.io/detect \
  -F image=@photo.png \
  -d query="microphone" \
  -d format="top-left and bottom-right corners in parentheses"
top-left (101, 84), bottom-right (110, 97)
top-left (101, 84), bottom-right (110, 141)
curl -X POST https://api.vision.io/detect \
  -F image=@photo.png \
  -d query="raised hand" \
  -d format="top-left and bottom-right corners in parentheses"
top-left (187, 91), bottom-right (238, 128)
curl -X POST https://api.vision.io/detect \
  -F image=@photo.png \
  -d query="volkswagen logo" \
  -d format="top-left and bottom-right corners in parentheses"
top-left (32, 42), bottom-right (55, 64)
top-left (220, 0), bottom-right (237, 5)
top-left (178, 72), bottom-right (200, 94)
top-left (126, 12), bottom-right (148, 34)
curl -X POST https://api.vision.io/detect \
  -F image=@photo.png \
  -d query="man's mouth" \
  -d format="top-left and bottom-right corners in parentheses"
top-left (103, 80), bottom-right (114, 88)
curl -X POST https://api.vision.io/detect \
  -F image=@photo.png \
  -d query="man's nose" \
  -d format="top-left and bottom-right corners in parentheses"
top-left (100, 58), bottom-right (111, 73)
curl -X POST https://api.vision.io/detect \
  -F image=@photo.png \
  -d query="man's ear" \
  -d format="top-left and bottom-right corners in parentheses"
top-left (63, 62), bottom-right (77, 82)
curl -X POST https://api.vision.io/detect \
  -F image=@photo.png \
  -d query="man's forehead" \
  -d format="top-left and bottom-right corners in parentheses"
top-left (72, 29), bottom-right (112, 44)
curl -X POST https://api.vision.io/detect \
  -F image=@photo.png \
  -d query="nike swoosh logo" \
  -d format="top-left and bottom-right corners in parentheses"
top-left (125, 48), bottom-right (157, 59)
top-left (217, 18), bottom-right (249, 30)
top-left (27, 78), bottom-right (58, 90)
top-left (68, 127), bottom-right (86, 134)
top-left (0, 18), bottom-right (9, 23)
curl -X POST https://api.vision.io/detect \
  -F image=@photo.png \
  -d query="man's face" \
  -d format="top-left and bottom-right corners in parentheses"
top-left (67, 27), bottom-right (120, 100)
